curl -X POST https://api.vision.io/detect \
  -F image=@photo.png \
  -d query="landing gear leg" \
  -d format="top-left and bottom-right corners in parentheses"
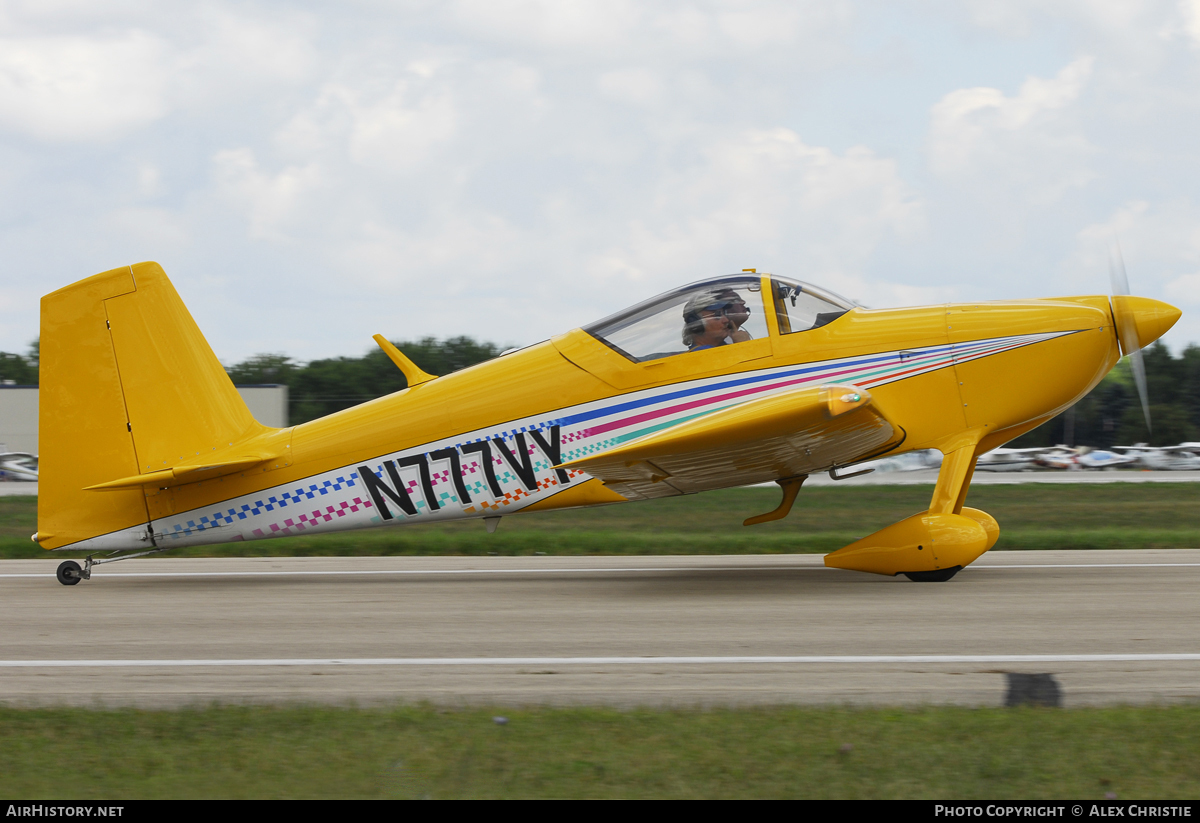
top-left (54, 546), bottom-right (167, 586)
top-left (896, 436), bottom-right (983, 583)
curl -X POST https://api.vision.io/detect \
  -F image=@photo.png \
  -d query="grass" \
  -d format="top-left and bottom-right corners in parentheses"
top-left (4, 483), bottom-right (1199, 559)
top-left (1, 704), bottom-right (1197, 799)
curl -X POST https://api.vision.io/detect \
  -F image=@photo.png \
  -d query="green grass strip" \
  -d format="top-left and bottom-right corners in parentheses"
top-left (5, 483), bottom-right (1199, 559)
top-left (1, 705), bottom-right (1198, 799)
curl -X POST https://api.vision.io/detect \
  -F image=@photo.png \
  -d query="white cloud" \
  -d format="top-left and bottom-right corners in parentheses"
top-left (1181, 0), bottom-right (1200, 45)
top-left (450, 0), bottom-right (640, 49)
top-left (1165, 271), bottom-right (1200, 304)
top-left (928, 57), bottom-right (1094, 196)
top-left (712, 4), bottom-right (812, 47)
top-left (100, 206), bottom-right (191, 253)
top-left (165, 8), bottom-right (317, 113)
top-left (342, 214), bottom-right (525, 290)
top-left (948, 1), bottom-right (1176, 42)
top-left (212, 148), bottom-right (325, 241)
top-left (597, 68), bottom-right (663, 108)
top-left (346, 82), bottom-right (458, 173)
top-left (135, 163), bottom-right (162, 199)
top-left (1071, 199), bottom-right (1153, 279)
top-left (271, 58), bottom-right (549, 176)
top-left (193, 9), bottom-right (314, 83)
top-left (867, 282), bottom-right (959, 308)
top-left (1066, 200), bottom-right (1200, 353)
top-left (0, 31), bottom-right (170, 141)
top-left (447, 0), bottom-right (849, 58)
top-left (1072, 199), bottom-right (1200, 280)
top-left (584, 128), bottom-right (923, 300)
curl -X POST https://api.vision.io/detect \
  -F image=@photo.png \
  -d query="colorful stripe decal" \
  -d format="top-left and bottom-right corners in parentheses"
top-left (574, 332), bottom-right (1074, 442)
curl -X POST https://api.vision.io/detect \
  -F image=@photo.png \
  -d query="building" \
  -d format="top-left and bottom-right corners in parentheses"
top-left (0, 384), bottom-right (288, 455)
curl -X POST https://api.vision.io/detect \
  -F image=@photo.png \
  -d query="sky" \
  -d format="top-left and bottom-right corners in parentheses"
top-left (2, 0), bottom-right (1200, 364)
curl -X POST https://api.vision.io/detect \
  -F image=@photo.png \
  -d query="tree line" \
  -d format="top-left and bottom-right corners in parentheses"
top-left (224, 337), bottom-right (503, 425)
top-left (1008, 342), bottom-right (1200, 448)
top-left (0, 340), bottom-right (38, 386)
top-left (0, 336), bottom-right (502, 426)
top-left (2, 336), bottom-right (1199, 444)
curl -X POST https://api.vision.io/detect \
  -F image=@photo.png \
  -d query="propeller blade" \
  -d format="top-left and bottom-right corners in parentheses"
top-left (1131, 347), bottom-right (1152, 435)
top-left (1109, 244), bottom-right (1129, 297)
top-left (1109, 247), bottom-right (1141, 357)
top-left (1109, 243), bottom-right (1152, 434)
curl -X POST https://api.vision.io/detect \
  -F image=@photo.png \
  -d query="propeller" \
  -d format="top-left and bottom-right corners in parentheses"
top-left (1109, 244), bottom-right (1152, 434)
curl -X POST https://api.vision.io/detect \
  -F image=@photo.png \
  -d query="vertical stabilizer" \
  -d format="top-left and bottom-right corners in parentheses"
top-left (38, 266), bottom-right (148, 550)
top-left (37, 262), bottom-right (268, 551)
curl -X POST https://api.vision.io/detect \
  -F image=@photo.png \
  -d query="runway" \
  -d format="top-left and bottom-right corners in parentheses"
top-left (3, 551), bottom-right (1199, 708)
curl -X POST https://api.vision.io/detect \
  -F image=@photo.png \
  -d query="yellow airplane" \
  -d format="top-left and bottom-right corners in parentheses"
top-left (36, 262), bottom-right (1179, 586)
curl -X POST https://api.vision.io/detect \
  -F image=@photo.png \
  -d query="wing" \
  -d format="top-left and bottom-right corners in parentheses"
top-left (557, 383), bottom-right (903, 500)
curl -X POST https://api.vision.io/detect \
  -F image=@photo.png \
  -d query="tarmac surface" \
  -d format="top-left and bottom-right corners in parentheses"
top-left (3, 551), bottom-right (1199, 709)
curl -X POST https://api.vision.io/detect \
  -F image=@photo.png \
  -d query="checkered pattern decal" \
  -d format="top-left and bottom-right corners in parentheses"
top-left (161, 475), bottom-right (360, 539)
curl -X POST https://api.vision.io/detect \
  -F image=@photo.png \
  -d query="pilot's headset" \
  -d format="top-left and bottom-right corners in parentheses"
top-left (681, 289), bottom-right (729, 347)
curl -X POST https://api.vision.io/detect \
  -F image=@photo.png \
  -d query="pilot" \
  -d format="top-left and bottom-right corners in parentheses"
top-left (714, 288), bottom-right (752, 343)
top-left (682, 291), bottom-right (737, 351)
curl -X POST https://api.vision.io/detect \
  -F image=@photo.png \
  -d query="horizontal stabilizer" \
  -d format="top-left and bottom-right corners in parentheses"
top-left (84, 453), bottom-right (277, 491)
top-left (84, 425), bottom-right (293, 492)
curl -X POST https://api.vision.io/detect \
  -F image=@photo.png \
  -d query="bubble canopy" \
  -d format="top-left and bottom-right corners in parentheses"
top-left (584, 275), bottom-right (853, 363)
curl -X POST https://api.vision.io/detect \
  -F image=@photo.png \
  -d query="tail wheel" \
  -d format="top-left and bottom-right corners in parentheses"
top-left (902, 565), bottom-right (962, 582)
top-left (56, 560), bottom-right (83, 586)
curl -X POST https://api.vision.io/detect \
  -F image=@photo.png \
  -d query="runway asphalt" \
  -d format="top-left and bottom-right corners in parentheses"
top-left (3, 551), bottom-right (1199, 708)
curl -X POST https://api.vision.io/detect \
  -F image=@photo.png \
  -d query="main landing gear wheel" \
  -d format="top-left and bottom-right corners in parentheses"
top-left (56, 560), bottom-right (83, 586)
top-left (902, 565), bottom-right (962, 582)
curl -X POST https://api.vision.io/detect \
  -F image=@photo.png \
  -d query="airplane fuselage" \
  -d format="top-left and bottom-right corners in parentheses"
top-left (64, 291), bottom-right (1120, 554)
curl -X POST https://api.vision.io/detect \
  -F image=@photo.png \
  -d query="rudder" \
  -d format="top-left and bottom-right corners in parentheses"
top-left (104, 262), bottom-right (263, 473)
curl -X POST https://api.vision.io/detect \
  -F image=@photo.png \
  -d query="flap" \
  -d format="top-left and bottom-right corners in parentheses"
top-left (558, 383), bottom-right (902, 500)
